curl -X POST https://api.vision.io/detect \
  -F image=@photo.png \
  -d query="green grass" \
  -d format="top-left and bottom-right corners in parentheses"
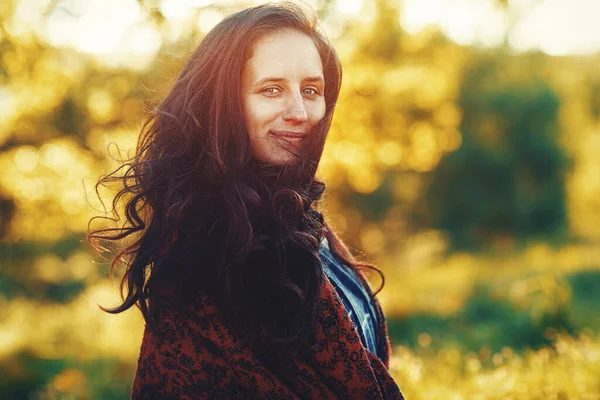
top-left (388, 268), bottom-right (600, 354)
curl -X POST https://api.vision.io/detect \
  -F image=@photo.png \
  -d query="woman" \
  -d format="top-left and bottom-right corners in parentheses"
top-left (88, 2), bottom-right (404, 398)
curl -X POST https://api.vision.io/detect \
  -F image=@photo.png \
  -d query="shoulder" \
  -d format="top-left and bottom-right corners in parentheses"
top-left (131, 296), bottom-right (237, 398)
top-left (146, 291), bottom-right (236, 347)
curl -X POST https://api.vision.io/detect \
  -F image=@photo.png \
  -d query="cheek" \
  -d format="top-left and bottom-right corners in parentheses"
top-left (244, 97), bottom-right (279, 136)
top-left (308, 100), bottom-right (326, 125)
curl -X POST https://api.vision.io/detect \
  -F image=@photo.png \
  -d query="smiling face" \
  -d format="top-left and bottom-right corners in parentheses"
top-left (241, 29), bottom-right (326, 165)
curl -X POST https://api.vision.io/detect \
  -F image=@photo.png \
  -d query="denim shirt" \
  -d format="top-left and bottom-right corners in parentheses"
top-left (318, 238), bottom-right (384, 362)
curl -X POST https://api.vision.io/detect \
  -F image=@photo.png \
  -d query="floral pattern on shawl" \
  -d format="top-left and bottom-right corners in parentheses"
top-left (130, 272), bottom-right (404, 399)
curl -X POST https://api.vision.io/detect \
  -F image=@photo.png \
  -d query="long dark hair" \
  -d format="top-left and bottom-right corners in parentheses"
top-left (87, 1), bottom-right (385, 372)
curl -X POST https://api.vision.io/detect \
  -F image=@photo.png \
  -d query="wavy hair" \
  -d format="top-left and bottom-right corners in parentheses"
top-left (87, 1), bottom-right (385, 373)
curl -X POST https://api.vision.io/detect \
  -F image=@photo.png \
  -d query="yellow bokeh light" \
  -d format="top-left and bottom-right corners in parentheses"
top-left (66, 251), bottom-right (98, 282)
top-left (122, 97), bottom-right (143, 121)
top-left (60, 189), bottom-right (86, 215)
top-left (434, 103), bottom-right (462, 128)
top-left (13, 146), bottom-right (38, 172)
top-left (378, 141), bottom-right (404, 166)
top-left (439, 128), bottom-right (462, 152)
top-left (392, 174), bottom-right (421, 202)
top-left (414, 69), bottom-right (451, 110)
top-left (333, 140), bottom-right (359, 165)
top-left (0, 138), bottom-right (98, 239)
top-left (86, 127), bottom-right (138, 160)
top-left (330, 213), bottom-right (348, 234)
top-left (348, 167), bottom-right (381, 194)
top-left (14, 178), bottom-right (44, 202)
top-left (360, 224), bottom-right (385, 254)
top-left (408, 121), bottom-right (442, 171)
top-left (418, 332), bottom-right (432, 348)
top-left (383, 66), bottom-right (428, 95)
top-left (87, 89), bottom-right (115, 123)
top-left (33, 253), bottom-right (67, 284)
top-left (51, 368), bottom-right (87, 394)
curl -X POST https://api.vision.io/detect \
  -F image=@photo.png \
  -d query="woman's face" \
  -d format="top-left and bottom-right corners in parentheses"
top-left (241, 29), bottom-right (326, 165)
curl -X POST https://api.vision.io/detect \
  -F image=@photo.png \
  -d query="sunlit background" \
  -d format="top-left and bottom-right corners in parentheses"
top-left (1, 0), bottom-right (600, 398)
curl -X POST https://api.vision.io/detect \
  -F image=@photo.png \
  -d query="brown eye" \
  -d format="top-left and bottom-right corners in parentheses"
top-left (302, 87), bottom-right (319, 96)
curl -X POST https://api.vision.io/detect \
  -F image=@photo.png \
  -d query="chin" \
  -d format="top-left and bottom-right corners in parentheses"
top-left (253, 148), bottom-right (299, 165)
top-left (267, 156), bottom-right (298, 166)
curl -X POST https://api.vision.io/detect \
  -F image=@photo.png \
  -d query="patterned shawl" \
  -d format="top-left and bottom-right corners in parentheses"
top-left (130, 270), bottom-right (404, 399)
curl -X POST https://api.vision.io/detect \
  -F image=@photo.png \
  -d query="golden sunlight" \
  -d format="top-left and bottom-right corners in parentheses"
top-left (400, 0), bottom-right (600, 55)
top-left (336, 0), bottom-right (363, 15)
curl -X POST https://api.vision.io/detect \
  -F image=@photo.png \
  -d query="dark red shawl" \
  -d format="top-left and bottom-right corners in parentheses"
top-left (130, 270), bottom-right (404, 399)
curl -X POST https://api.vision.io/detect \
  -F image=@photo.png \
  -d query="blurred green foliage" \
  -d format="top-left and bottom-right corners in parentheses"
top-left (390, 284), bottom-right (570, 354)
top-left (424, 55), bottom-right (570, 251)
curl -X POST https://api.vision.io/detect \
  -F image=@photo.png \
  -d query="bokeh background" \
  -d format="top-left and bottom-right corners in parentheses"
top-left (1, 0), bottom-right (600, 398)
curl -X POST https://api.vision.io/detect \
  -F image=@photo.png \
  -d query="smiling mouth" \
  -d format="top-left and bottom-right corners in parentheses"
top-left (270, 130), bottom-right (307, 139)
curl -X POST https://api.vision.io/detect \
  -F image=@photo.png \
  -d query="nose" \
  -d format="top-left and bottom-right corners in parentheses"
top-left (282, 93), bottom-right (308, 124)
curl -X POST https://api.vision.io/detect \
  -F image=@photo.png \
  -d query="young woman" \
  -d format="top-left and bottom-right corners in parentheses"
top-left (88, 2), bottom-right (404, 398)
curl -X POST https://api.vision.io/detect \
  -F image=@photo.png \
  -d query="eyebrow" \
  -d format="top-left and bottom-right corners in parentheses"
top-left (252, 76), bottom-right (325, 87)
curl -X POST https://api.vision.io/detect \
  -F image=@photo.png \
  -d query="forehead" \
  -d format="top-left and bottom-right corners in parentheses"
top-left (245, 29), bottom-right (323, 82)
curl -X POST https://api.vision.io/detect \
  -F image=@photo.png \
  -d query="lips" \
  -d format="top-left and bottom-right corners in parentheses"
top-left (270, 130), bottom-right (307, 138)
